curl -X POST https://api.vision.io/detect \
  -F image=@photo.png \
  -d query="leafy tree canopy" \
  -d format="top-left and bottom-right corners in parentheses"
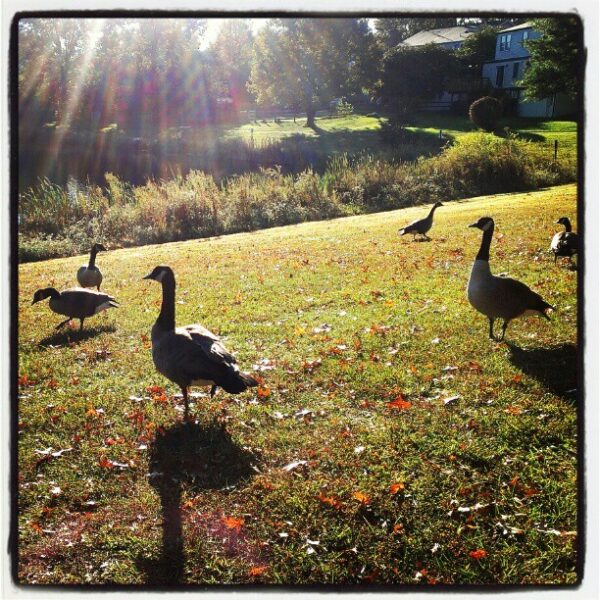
top-left (520, 17), bottom-right (581, 101)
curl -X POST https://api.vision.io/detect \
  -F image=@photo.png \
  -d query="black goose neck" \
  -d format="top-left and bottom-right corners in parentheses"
top-left (563, 219), bottom-right (572, 232)
top-left (428, 204), bottom-right (439, 218)
top-left (46, 287), bottom-right (61, 299)
top-left (88, 246), bottom-right (98, 268)
top-left (157, 271), bottom-right (176, 331)
top-left (476, 223), bottom-right (494, 262)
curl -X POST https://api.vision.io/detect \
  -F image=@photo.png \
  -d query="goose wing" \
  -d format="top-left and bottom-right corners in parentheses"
top-left (58, 288), bottom-right (118, 317)
top-left (159, 325), bottom-right (238, 384)
top-left (401, 216), bottom-right (427, 233)
top-left (492, 276), bottom-right (552, 316)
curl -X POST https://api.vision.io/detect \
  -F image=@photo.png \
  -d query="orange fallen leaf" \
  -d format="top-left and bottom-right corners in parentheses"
top-left (393, 523), bottom-right (404, 534)
top-left (390, 482), bottom-right (405, 495)
top-left (222, 516), bottom-right (244, 532)
top-left (318, 492), bottom-right (342, 509)
top-left (98, 457), bottom-right (113, 469)
top-left (353, 491), bottom-right (370, 505)
top-left (248, 565), bottom-right (268, 577)
top-left (257, 386), bottom-right (271, 399)
top-left (469, 549), bottom-right (488, 560)
top-left (387, 395), bottom-right (412, 410)
top-left (506, 406), bottom-right (522, 415)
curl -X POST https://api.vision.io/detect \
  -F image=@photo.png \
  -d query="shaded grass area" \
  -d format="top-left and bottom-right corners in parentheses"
top-left (17, 184), bottom-right (578, 585)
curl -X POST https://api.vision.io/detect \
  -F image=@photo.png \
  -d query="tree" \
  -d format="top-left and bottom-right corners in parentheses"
top-left (374, 44), bottom-right (459, 124)
top-left (520, 17), bottom-right (581, 101)
top-left (248, 18), bottom-right (375, 129)
top-left (457, 27), bottom-right (498, 77)
top-left (208, 20), bottom-right (254, 109)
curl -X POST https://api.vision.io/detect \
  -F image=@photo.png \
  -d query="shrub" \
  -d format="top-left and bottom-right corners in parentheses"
top-left (469, 96), bottom-right (502, 132)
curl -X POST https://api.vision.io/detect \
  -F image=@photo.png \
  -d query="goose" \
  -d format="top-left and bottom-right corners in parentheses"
top-left (143, 265), bottom-right (258, 418)
top-left (77, 243), bottom-right (106, 290)
top-left (31, 287), bottom-right (119, 331)
top-left (399, 201), bottom-right (444, 241)
top-left (467, 217), bottom-right (554, 341)
top-left (550, 217), bottom-right (578, 264)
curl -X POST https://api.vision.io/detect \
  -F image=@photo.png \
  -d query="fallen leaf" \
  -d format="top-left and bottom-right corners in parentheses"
top-left (390, 482), bottom-right (405, 495)
top-left (318, 492), bottom-right (342, 509)
top-left (353, 491), bottom-right (370, 505)
top-left (222, 516), bottom-right (244, 532)
top-left (248, 565), bottom-right (268, 577)
top-left (469, 549), bottom-right (488, 560)
top-left (387, 395), bottom-right (412, 410)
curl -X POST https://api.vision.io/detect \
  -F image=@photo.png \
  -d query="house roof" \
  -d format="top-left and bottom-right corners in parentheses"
top-left (402, 26), bottom-right (477, 47)
top-left (500, 21), bottom-right (534, 33)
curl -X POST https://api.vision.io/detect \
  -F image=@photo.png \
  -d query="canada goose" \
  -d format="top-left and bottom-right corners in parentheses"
top-left (143, 266), bottom-right (258, 418)
top-left (77, 243), bottom-right (106, 290)
top-left (399, 201), bottom-right (444, 241)
top-left (31, 287), bottom-right (119, 331)
top-left (467, 217), bottom-right (553, 341)
top-left (550, 217), bottom-right (578, 264)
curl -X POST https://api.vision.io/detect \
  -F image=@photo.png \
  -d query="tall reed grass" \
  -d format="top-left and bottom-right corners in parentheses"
top-left (19, 133), bottom-right (576, 262)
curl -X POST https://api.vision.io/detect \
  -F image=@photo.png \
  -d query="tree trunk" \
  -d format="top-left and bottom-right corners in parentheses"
top-left (305, 103), bottom-right (316, 129)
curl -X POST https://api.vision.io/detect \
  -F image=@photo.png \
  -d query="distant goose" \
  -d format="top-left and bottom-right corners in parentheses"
top-left (32, 287), bottom-right (119, 331)
top-left (467, 217), bottom-right (553, 341)
top-left (143, 266), bottom-right (258, 418)
top-left (77, 243), bottom-right (106, 290)
top-left (399, 201), bottom-right (444, 241)
top-left (550, 217), bottom-right (578, 264)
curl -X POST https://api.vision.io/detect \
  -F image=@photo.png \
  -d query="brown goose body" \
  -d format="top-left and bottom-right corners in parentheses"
top-left (144, 266), bottom-right (258, 418)
top-left (32, 287), bottom-right (118, 331)
top-left (399, 202), bottom-right (443, 240)
top-left (77, 243), bottom-right (106, 290)
top-left (550, 218), bottom-right (578, 262)
top-left (467, 217), bottom-right (553, 341)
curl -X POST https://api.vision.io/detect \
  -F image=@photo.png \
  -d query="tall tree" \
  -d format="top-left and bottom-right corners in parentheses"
top-left (520, 17), bottom-right (581, 101)
top-left (208, 20), bottom-right (254, 109)
top-left (457, 27), bottom-right (498, 77)
top-left (248, 18), bottom-right (374, 128)
top-left (374, 44), bottom-right (459, 123)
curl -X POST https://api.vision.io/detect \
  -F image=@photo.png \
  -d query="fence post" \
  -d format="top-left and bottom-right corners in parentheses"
top-left (554, 139), bottom-right (558, 161)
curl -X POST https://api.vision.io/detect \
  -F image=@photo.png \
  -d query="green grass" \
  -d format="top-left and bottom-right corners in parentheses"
top-left (17, 184), bottom-right (578, 585)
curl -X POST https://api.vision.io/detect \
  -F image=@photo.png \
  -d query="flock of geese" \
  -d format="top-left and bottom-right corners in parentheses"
top-left (30, 205), bottom-right (578, 415)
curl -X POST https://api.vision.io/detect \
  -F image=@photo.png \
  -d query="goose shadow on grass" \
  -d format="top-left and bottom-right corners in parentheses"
top-left (137, 420), bottom-right (257, 585)
top-left (506, 342), bottom-right (578, 402)
top-left (38, 323), bottom-right (116, 347)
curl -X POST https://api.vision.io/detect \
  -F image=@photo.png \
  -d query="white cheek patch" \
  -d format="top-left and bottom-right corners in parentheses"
top-left (155, 270), bottom-right (166, 282)
top-left (481, 221), bottom-right (493, 231)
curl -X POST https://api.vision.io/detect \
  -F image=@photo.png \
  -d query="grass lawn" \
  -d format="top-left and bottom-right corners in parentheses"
top-left (17, 183), bottom-right (578, 585)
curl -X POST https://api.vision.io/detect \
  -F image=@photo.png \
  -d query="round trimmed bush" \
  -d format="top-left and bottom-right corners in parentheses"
top-left (469, 96), bottom-right (502, 132)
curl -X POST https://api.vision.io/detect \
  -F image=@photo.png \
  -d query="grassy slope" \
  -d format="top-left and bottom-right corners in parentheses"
top-left (17, 184), bottom-right (578, 585)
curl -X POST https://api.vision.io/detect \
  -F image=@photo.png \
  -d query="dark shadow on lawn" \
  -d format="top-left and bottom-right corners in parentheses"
top-left (38, 323), bottom-right (116, 347)
top-left (138, 420), bottom-right (257, 585)
top-left (506, 342), bottom-right (578, 401)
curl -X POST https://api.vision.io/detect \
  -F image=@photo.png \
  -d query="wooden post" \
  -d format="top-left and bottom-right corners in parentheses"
top-left (554, 139), bottom-right (558, 161)
top-left (439, 129), bottom-right (443, 140)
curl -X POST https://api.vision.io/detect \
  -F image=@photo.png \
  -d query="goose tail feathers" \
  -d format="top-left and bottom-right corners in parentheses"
top-left (221, 370), bottom-right (259, 394)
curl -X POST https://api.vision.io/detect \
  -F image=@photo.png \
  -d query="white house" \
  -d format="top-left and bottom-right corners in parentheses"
top-left (481, 22), bottom-right (576, 117)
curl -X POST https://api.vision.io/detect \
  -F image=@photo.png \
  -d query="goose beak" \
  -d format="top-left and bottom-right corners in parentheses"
top-left (142, 273), bottom-right (153, 280)
top-left (468, 222), bottom-right (478, 228)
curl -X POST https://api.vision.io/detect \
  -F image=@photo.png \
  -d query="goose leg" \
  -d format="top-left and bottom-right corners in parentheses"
top-left (488, 317), bottom-right (496, 340)
top-left (210, 385), bottom-right (218, 398)
top-left (499, 320), bottom-right (509, 341)
top-left (182, 387), bottom-right (189, 421)
top-left (55, 318), bottom-right (72, 330)
top-left (79, 318), bottom-right (85, 331)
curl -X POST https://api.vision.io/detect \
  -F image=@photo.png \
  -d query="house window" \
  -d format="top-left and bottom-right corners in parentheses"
top-left (496, 65), bottom-right (505, 87)
top-left (522, 30), bottom-right (529, 42)
top-left (513, 62), bottom-right (520, 79)
top-left (499, 34), bottom-right (512, 51)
